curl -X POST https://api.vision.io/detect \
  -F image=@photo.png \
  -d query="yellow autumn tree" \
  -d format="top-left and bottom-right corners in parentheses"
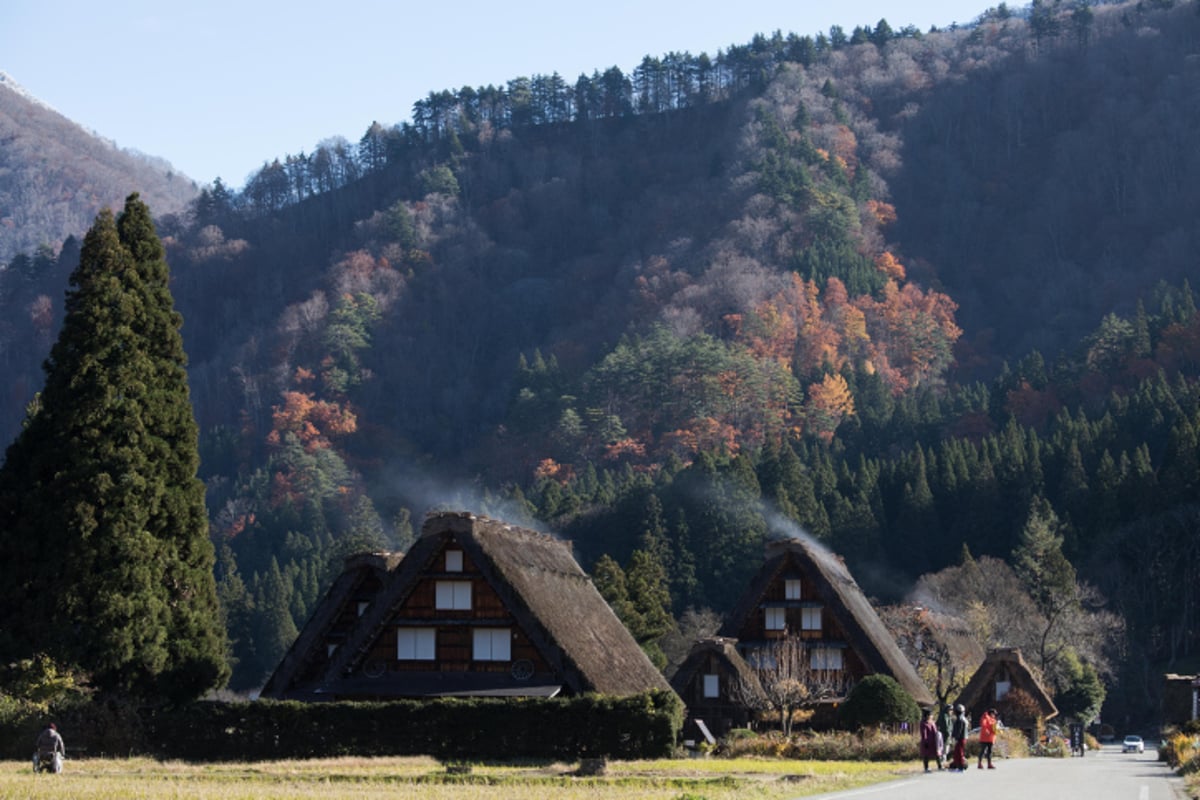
top-left (805, 373), bottom-right (855, 443)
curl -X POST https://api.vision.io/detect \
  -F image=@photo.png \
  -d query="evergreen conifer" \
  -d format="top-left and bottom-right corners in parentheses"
top-left (0, 195), bottom-right (228, 702)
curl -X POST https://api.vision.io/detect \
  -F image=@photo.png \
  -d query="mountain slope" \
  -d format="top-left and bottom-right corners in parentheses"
top-left (0, 72), bottom-right (198, 264)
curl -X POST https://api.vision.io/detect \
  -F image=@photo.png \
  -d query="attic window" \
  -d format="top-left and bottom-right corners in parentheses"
top-left (326, 644), bottom-right (338, 658)
top-left (785, 579), bottom-right (802, 600)
top-left (436, 581), bottom-right (472, 610)
top-left (445, 549), bottom-right (464, 572)
top-left (801, 606), bottom-right (822, 631)
top-left (473, 628), bottom-right (512, 661)
top-left (703, 674), bottom-right (719, 698)
top-left (765, 608), bottom-right (786, 631)
top-left (995, 680), bottom-right (1011, 700)
top-left (397, 628), bottom-right (436, 660)
top-left (357, 601), bottom-right (369, 617)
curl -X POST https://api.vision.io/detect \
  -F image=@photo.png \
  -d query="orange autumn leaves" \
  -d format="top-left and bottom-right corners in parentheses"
top-left (734, 269), bottom-right (961, 441)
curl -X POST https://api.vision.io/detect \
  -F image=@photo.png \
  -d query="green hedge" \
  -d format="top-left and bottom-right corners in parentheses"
top-left (138, 690), bottom-right (682, 761)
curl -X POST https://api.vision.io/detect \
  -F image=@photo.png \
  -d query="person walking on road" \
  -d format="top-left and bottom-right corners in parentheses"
top-left (978, 708), bottom-right (998, 769)
top-left (920, 709), bottom-right (943, 772)
top-left (936, 704), bottom-right (952, 763)
top-left (948, 704), bottom-right (969, 771)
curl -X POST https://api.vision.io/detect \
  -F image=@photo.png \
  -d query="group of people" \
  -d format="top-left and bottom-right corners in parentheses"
top-left (919, 704), bottom-right (999, 772)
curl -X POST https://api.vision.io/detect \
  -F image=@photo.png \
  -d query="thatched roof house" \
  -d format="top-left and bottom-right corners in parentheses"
top-left (717, 537), bottom-right (934, 708)
top-left (956, 648), bottom-right (1057, 738)
top-left (261, 551), bottom-right (403, 698)
top-left (670, 637), bottom-right (765, 737)
top-left (262, 511), bottom-right (673, 700)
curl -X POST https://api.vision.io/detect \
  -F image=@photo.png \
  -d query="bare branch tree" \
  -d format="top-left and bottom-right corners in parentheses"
top-left (730, 635), bottom-right (851, 735)
top-left (880, 605), bottom-right (982, 706)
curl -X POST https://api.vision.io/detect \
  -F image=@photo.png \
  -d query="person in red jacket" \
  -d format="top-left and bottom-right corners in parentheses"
top-left (978, 708), bottom-right (998, 769)
top-left (919, 708), bottom-right (943, 772)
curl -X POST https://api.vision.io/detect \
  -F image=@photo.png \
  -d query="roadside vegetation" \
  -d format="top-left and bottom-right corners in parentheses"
top-left (1159, 722), bottom-right (1200, 799)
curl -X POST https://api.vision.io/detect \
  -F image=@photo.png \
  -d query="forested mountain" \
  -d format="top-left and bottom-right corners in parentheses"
top-left (3, 0), bottom-right (1199, 726)
top-left (0, 72), bottom-right (198, 265)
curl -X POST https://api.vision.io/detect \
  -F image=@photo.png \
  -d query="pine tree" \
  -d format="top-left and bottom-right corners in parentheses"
top-left (0, 195), bottom-right (228, 702)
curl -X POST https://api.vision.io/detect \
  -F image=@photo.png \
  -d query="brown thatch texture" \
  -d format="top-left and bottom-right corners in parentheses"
top-left (719, 537), bottom-right (934, 706)
top-left (322, 511), bottom-right (672, 697)
top-left (671, 637), bottom-right (764, 703)
top-left (956, 647), bottom-right (1058, 721)
top-left (261, 551), bottom-right (403, 699)
top-left (670, 637), bottom-right (763, 737)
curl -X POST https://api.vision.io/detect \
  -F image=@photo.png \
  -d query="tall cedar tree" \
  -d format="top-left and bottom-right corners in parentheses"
top-left (0, 195), bottom-right (228, 703)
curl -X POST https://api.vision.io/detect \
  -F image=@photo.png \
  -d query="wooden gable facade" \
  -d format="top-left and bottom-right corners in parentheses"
top-left (956, 648), bottom-right (1058, 739)
top-left (670, 637), bottom-right (764, 737)
top-left (261, 551), bottom-right (402, 698)
top-left (263, 511), bottom-right (673, 701)
top-left (716, 538), bottom-right (934, 709)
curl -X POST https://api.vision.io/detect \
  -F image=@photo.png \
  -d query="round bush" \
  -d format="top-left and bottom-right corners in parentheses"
top-left (837, 675), bottom-right (920, 731)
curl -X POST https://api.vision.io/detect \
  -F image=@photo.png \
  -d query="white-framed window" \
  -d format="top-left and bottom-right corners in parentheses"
top-left (357, 601), bottom-right (369, 617)
top-left (765, 607), bottom-right (786, 631)
top-left (435, 581), bottom-right (472, 610)
top-left (397, 628), bottom-right (437, 660)
top-left (473, 628), bottom-right (511, 661)
top-left (445, 549), bottom-right (464, 572)
top-left (801, 606), bottom-right (822, 631)
top-left (811, 647), bottom-right (843, 670)
top-left (785, 579), bottom-right (802, 600)
top-left (703, 674), bottom-right (720, 698)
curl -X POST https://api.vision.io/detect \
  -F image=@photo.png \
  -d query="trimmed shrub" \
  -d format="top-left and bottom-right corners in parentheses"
top-left (836, 676), bottom-right (920, 731)
top-left (140, 690), bottom-right (683, 761)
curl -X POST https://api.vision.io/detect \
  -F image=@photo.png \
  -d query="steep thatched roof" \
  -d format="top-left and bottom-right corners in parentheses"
top-left (261, 551), bottom-right (403, 699)
top-left (322, 511), bottom-right (672, 697)
top-left (957, 647), bottom-right (1058, 721)
top-left (671, 637), bottom-right (764, 703)
top-left (719, 537), bottom-right (934, 706)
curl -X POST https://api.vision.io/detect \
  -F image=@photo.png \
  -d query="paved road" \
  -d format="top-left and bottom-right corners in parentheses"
top-left (802, 744), bottom-right (1187, 800)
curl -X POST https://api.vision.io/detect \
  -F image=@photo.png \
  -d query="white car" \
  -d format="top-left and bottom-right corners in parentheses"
top-left (1122, 735), bottom-right (1144, 753)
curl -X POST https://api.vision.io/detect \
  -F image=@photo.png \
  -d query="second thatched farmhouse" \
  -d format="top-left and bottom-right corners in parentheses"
top-left (673, 537), bottom-right (934, 735)
top-left (261, 511), bottom-right (674, 701)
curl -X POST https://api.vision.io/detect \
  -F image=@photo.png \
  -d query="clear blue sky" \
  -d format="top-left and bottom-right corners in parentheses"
top-left (3, 0), bottom-right (991, 189)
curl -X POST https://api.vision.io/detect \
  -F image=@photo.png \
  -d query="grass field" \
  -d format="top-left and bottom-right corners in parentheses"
top-left (0, 755), bottom-right (919, 799)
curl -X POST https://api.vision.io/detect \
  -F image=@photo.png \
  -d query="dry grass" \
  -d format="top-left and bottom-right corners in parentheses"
top-left (0, 755), bottom-right (919, 799)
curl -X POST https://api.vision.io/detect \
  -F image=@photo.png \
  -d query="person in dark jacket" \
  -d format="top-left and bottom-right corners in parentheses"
top-left (34, 722), bottom-right (65, 773)
top-left (919, 709), bottom-right (943, 772)
top-left (948, 704), bottom-right (969, 771)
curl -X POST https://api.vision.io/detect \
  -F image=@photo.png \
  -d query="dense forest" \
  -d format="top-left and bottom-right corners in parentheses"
top-left (2, 0), bottom-right (1199, 729)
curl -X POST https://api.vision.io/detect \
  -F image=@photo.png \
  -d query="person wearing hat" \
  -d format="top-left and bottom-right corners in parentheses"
top-left (948, 704), bottom-right (969, 771)
top-left (33, 722), bottom-right (65, 774)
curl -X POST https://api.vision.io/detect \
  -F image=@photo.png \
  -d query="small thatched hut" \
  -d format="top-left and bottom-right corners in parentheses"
top-left (261, 550), bottom-right (403, 698)
top-left (670, 637), bottom-right (765, 737)
top-left (262, 511), bottom-right (673, 701)
top-left (956, 648), bottom-right (1057, 739)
